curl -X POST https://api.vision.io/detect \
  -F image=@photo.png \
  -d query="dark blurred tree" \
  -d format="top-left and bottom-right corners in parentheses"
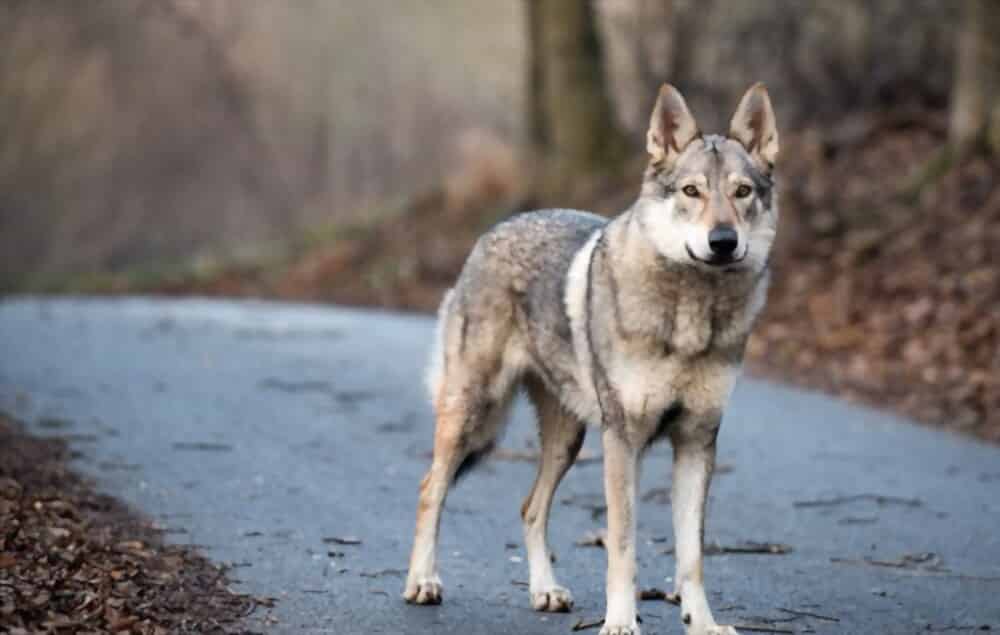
top-left (525, 0), bottom-right (548, 152)
top-left (526, 0), bottom-right (628, 196)
top-left (949, 0), bottom-right (1000, 156)
top-left (634, 0), bottom-right (673, 98)
top-left (599, 0), bottom-right (675, 135)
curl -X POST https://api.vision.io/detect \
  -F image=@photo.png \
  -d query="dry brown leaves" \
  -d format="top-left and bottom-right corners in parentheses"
top-left (749, 112), bottom-right (1000, 443)
top-left (0, 415), bottom-right (259, 634)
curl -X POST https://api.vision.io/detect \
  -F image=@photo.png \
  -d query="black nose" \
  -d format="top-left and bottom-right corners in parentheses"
top-left (708, 225), bottom-right (739, 257)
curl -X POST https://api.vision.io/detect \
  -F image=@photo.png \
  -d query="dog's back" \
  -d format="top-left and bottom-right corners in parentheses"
top-left (426, 209), bottom-right (605, 410)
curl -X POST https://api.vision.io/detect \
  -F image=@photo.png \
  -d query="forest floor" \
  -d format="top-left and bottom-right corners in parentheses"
top-left (11, 109), bottom-right (1000, 444)
top-left (0, 414), bottom-right (269, 634)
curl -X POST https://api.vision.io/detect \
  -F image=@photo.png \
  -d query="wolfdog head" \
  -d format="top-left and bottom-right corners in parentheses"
top-left (635, 83), bottom-right (779, 274)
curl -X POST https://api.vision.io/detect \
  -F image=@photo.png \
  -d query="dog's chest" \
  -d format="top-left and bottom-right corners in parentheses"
top-left (607, 281), bottom-right (755, 423)
top-left (668, 291), bottom-right (715, 355)
top-left (625, 274), bottom-right (750, 357)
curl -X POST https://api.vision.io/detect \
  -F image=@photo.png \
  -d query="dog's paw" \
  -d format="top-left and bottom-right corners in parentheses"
top-left (402, 576), bottom-right (443, 605)
top-left (530, 585), bottom-right (574, 612)
top-left (599, 621), bottom-right (640, 635)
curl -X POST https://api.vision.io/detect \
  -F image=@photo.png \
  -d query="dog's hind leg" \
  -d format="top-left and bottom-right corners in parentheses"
top-left (404, 306), bottom-right (519, 605)
top-left (403, 391), bottom-right (509, 604)
top-left (403, 398), bottom-right (461, 604)
top-left (404, 400), bottom-right (466, 604)
top-left (521, 377), bottom-right (586, 612)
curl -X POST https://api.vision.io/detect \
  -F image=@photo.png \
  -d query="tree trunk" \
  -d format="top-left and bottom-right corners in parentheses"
top-left (526, 0), bottom-right (628, 195)
top-left (949, 0), bottom-right (1000, 156)
top-left (597, 0), bottom-right (673, 136)
top-left (525, 0), bottom-right (548, 152)
top-left (635, 0), bottom-right (673, 98)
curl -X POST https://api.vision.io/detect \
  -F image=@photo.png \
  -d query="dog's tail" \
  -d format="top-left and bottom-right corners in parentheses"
top-left (424, 288), bottom-right (455, 405)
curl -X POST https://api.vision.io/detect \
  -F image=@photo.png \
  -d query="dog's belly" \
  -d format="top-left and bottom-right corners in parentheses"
top-left (555, 381), bottom-right (604, 427)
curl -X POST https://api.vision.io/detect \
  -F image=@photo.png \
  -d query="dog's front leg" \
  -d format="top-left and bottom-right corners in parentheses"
top-left (600, 426), bottom-right (640, 635)
top-left (670, 421), bottom-right (738, 635)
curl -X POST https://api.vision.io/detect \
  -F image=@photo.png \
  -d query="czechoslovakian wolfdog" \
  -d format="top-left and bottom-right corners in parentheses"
top-left (404, 83), bottom-right (779, 635)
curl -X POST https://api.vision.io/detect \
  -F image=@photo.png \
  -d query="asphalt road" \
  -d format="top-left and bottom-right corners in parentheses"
top-left (1, 297), bottom-right (998, 635)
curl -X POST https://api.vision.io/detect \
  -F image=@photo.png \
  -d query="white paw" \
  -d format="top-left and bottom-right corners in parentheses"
top-left (600, 621), bottom-right (640, 635)
top-left (402, 575), bottom-right (443, 605)
top-left (530, 585), bottom-right (574, 612)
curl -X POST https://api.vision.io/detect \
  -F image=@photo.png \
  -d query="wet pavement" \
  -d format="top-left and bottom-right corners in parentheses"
top-left (1, 297), bottom-right (998, 634)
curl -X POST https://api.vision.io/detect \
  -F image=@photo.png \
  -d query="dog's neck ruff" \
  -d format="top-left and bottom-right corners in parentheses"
top-left (569, 212), bottom-right (768, 358)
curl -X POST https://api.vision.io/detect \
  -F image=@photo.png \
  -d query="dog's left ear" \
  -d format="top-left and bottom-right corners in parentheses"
top-left (729, 83), bottom-right (779, 170)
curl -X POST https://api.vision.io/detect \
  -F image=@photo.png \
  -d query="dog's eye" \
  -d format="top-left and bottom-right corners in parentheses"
top-left (682, 185), bottom-right (699, 197)
top-left (734, 184), bottom-right (753, 198)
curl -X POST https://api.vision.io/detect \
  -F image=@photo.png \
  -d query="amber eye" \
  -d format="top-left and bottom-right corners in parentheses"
top-left (682, 185), bottom-right (700, 197)
top-left (734, 184), bottom-right (753, 198)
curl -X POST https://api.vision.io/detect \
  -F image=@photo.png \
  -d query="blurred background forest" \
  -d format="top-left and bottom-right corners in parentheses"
top-left (1, 0), bottom-right (999, 442)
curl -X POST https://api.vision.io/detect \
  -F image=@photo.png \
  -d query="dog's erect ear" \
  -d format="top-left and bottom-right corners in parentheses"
top-left (646, 84), bottom-right (700, 169)
top-left (729, 82), bottom-right (779, 169)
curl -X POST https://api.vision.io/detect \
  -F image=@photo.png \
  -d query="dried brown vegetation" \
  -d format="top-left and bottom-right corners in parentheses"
top-left (752, 114), bottom-right (1000, 443)
top-left (0, 414), bottom-right (262, 633)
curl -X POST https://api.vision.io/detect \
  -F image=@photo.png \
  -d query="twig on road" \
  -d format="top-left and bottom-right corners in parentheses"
top-left (171, 442), bottom-right (233, 452)
top-left (661, 541), bottom-right (793, 556)
top-left (734, 625), bottom-right (796, 633)
top-left (359, 568), bottom-right (405, 578)
top-left (778, 607), bottom-right (839, 622)
top-left (793, 494), bottom-right (921, 508)
top-left (831, 555), bottom-right (1000, 581)
top-left (838, 515), bottom-right (879, 525)
top-left (322, 536), bottom-right (362, 545)
top-left (571, 617), bottom-right (604, 631)
top-left (830, 552), bottom-right (947, 573)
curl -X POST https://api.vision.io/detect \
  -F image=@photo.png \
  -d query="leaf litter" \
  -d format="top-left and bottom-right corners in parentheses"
top-left (0, 413), bottom-right (264, 634)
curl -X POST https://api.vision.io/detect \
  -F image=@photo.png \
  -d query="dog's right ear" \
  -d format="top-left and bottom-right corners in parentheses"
top-left (646, 84), bottom-right (700, 169)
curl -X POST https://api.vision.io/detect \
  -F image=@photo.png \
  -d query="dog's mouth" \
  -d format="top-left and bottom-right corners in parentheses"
top-left (685, 244), bottom-right (746, 270)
